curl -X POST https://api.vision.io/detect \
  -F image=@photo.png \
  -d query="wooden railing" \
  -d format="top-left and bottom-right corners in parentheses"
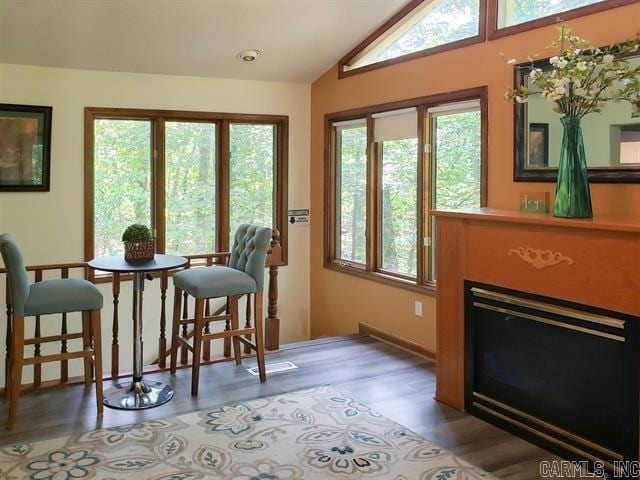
top-left (0, 230), bottom-right (282, 392)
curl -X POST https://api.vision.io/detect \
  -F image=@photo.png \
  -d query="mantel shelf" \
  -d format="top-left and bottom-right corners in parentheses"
top-left (431, 207), bottom-right (640, 234)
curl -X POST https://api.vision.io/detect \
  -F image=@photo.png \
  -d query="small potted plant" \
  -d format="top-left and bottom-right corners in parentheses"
top-left (122, 224), bottom-right (155, 263)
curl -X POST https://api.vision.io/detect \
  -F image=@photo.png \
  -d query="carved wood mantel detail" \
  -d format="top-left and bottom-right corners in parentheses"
top-left (508, 247), bottom-right (574, 270)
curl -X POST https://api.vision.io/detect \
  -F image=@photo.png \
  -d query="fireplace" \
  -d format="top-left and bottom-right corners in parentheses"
top-left (465, 282), bottom-right (640, 468)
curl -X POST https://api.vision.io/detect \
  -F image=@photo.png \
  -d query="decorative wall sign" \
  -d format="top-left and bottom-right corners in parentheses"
top-left (288, 209), bottom-right (310, 225)
top-left (0, 104), bottom-right (52, 192)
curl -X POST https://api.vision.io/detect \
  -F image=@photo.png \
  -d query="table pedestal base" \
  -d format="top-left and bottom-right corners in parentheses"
top-left (103, 380), bottom-right (174, 410)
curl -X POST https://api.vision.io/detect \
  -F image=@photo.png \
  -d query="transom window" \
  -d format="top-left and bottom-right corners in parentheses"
top-left (325, 89), bottom-right (487, 290)
top-left (343, 0), bottom-right (484, 74)
top-left (85, 108), bottom-right (288, 267)
top-left (497, 0), bottom-right (602, 28)
top-left (340, 0), bottom-right (633, 75)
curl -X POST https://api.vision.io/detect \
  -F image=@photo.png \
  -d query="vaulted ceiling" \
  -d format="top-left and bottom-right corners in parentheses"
top-left (0, 0), bottom-right (406, 83)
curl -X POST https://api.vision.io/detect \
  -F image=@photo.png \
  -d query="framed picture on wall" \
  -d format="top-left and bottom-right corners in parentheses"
top-left (0, 103), bottom-right (52, 192)
top-left (528, 123), bottom-right (549, 168)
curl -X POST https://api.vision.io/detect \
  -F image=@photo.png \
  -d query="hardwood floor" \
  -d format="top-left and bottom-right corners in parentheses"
top-left (0, 335), bottom-right (556, 478)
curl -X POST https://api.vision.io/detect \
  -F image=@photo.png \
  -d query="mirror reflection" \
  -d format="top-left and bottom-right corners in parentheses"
top-left (516, 52), bottom-right (640, 181)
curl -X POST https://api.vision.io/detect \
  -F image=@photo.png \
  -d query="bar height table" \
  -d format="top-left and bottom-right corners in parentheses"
top-left (88, 254), bottom-right (188, 410)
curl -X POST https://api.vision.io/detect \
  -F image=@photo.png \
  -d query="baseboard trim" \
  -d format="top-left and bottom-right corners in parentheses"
top-left (358, 322), bottom-right (436, 360)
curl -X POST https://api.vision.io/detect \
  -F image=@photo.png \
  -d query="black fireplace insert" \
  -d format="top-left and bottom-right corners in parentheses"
top-left (465, 282), bottom-right (640, 470)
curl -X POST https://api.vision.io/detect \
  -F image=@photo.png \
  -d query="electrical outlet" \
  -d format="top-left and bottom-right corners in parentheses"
top-left (414, 301), bottom-right (423, 317)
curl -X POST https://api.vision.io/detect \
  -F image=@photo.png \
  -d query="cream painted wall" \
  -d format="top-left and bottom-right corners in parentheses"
top-left (0, 63), bottom-right (311, 383)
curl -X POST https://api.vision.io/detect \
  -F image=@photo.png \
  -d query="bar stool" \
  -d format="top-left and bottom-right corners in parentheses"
top-left (170, 224), bottom-right (271, 395)
top-left (0, 234), bottom-right (104, 428)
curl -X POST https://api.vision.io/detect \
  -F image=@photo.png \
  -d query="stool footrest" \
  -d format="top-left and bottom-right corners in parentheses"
top-left (238, 336), bottom-right (257, 351)
top-left (22, 349), bottom-right (92, 366)
top-left (178, 337), bottom-right (194, 353)
top-left (202, 328), bottom-right (255, 341)
top-left (179, 314), bottom-right (232, 325)
top-left (24, 332), bottom-right (84, 346)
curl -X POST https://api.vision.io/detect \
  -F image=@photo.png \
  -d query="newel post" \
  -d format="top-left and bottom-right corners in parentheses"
top-left (265, 228), bottom-right (281, 351)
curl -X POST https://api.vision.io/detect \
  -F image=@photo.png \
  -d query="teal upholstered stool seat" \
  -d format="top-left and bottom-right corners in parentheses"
top-left (173, 266), bottom-right (257, 299)
top-left (25, 278), bottom-right (103, 316)
top-left (170, 224), bottom-right (272, 393)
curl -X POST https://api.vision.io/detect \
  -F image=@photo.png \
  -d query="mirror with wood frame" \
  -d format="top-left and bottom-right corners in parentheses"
top-left (514, 52), bottom-right (640, 183)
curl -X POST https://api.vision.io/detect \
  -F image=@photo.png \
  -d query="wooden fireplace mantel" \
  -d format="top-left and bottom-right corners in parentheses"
top-left (432, 207), bottom-right (640, 410)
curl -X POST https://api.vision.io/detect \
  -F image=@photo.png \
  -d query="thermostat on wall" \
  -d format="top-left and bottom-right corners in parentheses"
top-left (288, 209), bottom-right (310, 225)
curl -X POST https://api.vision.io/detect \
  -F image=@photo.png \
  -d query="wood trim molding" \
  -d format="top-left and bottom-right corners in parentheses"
top-left (358, 322), bottom-right (436, 360)
top-left (338, 0), bottom-right (487, 78)
top-left (486, 0), bottom-right (640, 41)
top-left (83, 107), bottom-right (289, 265)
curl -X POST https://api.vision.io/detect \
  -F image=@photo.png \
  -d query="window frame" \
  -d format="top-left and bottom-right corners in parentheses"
top-left (84, 107), bottom-right (288, 280)
top-left (338, 0), bottom-right (488, 78)
top-left (487, 0), bottom-right (639, 40)
top-left (324, 87), bottom-right (488, 294)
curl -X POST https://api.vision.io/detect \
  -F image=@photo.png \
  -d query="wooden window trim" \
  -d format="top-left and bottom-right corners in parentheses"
top-left (84, 107), bottom-right (289, 280)
top-left (324, 87), bottom-right (488, 294)
top-left (338, 0), bottom-right (488, 79)
top-left (487, 0), bottom-right (639, 40)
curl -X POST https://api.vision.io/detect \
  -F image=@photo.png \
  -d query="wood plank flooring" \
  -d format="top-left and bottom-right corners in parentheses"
top-left (0, 335), bottom-right (556, 479)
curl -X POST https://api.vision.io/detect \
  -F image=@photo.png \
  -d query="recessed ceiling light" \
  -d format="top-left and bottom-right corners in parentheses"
top-left (237, 49), bottom-right (261, 63)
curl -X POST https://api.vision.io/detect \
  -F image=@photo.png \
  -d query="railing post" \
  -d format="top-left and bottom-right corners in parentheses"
top-left (265, 229), bottom-right (281, 351)
top-left (111, 272), bottom-right (120, 379)
top-left (158, 271), bottom-right (168, 369)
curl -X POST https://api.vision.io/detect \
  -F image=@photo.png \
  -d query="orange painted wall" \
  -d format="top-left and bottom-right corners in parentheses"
top-left (309, 3), bottom-right (640, 353)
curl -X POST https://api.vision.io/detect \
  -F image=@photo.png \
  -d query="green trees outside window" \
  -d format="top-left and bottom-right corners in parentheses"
top-left (94, 119), bottom-right (152, 257)
top-left (165, 122), bottom-right (216, 256)
top-left (498, 0), bottom-right (601, 27)
top-left (381, 138), bottom-right (418, 276)
top-left (327, 93), bottom-right (485, 289)
top-left (230, 124), bottom-right (274, 237)
top-left (336, 123), bottom-right (367, 265)
top-left (88, 109), bottom-right (287, 263)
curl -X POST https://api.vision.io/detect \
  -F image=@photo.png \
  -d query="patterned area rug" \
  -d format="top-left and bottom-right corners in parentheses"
top-left (0, 386), bottom-right (495, 479)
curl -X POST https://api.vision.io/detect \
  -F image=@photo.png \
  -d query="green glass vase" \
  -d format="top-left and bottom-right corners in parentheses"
top-left (553, 116), bottom-right (593, 219)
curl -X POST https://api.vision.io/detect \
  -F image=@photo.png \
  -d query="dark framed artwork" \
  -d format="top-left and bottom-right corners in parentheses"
top-left (0, 103), bottom-right (52, 192)
top-left (528, 123), bottom-right (549, 168)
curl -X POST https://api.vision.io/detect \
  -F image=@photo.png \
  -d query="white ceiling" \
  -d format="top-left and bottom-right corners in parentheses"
top-left (0, 0), bottom-right (406, 83)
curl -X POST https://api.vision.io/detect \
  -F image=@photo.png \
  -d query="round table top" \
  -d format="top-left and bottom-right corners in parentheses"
top-left (88, 254), bottom-right (188, 273)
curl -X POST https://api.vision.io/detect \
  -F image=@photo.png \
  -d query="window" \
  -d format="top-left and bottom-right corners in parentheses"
top-left (229, 123), bottom-right (275, 237)
top-left (85, 108), bottom-right (288, 269)
top-left (165, 121), bottom-right (216, 255)
top-left (340, 0), bottom-right (486, 76)
top-left (498, 0), bottom-right (601, 28)
top-left (375, 109), bottom-right (419, 277)
top-left (94, 119), bottom-right (152, 257)
top-left (489, 0), bottom-right (636, 38)
top-left (325, 89), bottom-right (486, 291)
top-left (334, 119), bottom-right (368, 265)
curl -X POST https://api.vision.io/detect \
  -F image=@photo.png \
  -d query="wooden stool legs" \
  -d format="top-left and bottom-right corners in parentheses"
top-left (170, 287), bottom-right (183, 375)
top-left (7, 316), bottom-right (24, 429)
top-left (191, 299), bottom-right (204, 396)
top-left (169, 289), bottom-right (268, 395)
top-left (6, 309), bottom-right (103, 429)
top-left (254, 292), bottom-right (266, 383)
top-left (229, 296), bottom-right (242, 366)
top-left (91, 310), bottom-right (104, 414)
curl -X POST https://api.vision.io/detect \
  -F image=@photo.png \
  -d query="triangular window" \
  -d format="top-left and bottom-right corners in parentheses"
top-left (341, 0), bottom-right (484, 75)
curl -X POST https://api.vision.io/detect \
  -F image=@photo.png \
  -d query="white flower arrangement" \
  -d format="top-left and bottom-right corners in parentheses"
top-left (505, 26), bottom-right (640, 118)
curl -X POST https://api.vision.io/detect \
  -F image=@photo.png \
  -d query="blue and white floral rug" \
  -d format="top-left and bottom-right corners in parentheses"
top-left (0, 386), bottom-right (495, 479)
